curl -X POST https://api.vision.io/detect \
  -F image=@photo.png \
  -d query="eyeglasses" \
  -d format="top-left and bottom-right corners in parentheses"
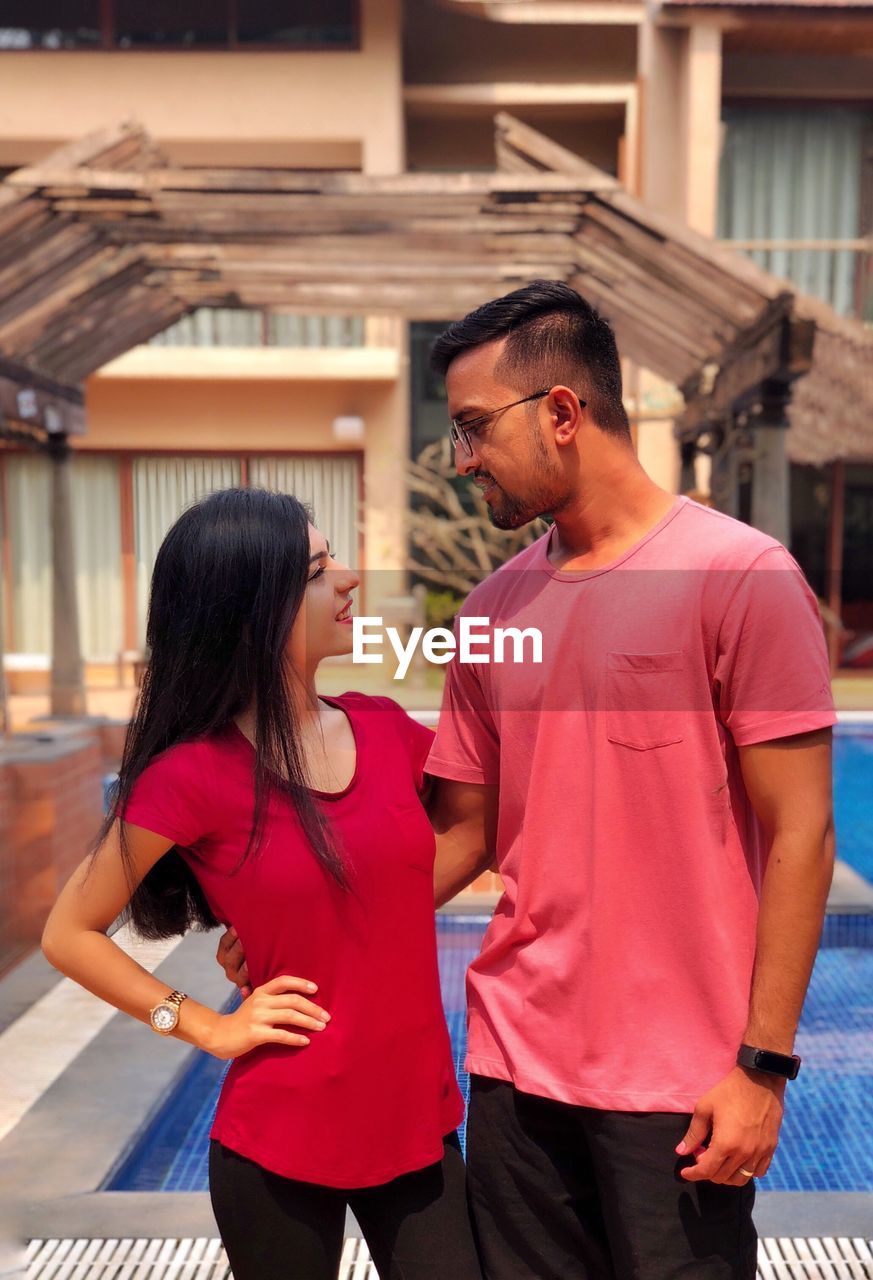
top-left (449, 389), bottom-right (552, 458)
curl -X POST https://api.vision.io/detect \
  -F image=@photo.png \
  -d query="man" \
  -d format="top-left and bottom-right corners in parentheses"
top-left (221, 282), bottom-right (835, 1278)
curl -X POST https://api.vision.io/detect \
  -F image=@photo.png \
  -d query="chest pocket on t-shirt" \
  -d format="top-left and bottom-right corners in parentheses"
top-left (605, 652), bottom-right (685, 751)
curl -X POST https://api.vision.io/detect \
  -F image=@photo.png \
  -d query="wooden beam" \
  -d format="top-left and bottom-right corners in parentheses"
top-left (750, 385), bottom-right (791, 547)
top-left (437, 0), bottom-right (644, 23)
top-left (0, 359), bottom-right (85, 437)
top-left (404, 82), bottom-right (636, 108)
top-left (681, 304), bottom-right (815, 424)
top-left (0, 244), bottom-right (142, 347)
top-left (6, 166), bottom-right (603, 198)
top-left (495, 112), bottom-right (621, 187)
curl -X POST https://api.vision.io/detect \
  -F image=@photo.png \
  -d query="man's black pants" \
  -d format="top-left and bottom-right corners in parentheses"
top-left (466, 1076), bottom-right (757, 1280)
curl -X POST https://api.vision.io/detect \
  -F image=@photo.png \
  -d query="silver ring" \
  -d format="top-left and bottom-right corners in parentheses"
top-left (739, 1168), bottom-right (756, 1179)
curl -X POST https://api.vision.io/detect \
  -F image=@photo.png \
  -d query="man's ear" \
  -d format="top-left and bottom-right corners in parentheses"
top-left (548, 386), bottom-right (583, 446)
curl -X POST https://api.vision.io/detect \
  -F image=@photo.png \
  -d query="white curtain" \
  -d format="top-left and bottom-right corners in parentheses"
top-left (71, 456), bottom-right (123, 661)
top-left (248, 456), bottom-right (360, 569)
top-left (267, 314), bottom-right (364, 347)
top-left (150, 309), bottom-right (264, 346)
top-left (718, 108), bottom-right (865, 316)
top-left (150, 308), bottom-right (364, 348)
top-left (3, 453), bottom-right (123, 660)
top-left (4, 454), bottom-right (51, 655)
top-left (133, 456), bottom-right (241, 646)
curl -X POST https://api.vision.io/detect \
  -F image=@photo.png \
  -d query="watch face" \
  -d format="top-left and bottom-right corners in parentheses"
top-left (151, 1004), bottom-right (177, 1032)
top-left (754, 1049), bottom-right (798, 1077)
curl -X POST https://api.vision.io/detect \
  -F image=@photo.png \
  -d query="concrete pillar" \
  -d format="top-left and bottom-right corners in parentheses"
top-left (750, 391), bottom-right (791, 547)
top-left (679, 441), bottom-right (698, 493)
top-left (639, 17), bottom-right (721, 232)
top-left (710, 436), bottom-right (740, 518)
top-left (0, 534), bottom-right (8, 733)
top-left (361, 0), bottom-right (404, 175)
top-left (638, 22), bottom-right (686, 221)
top-left (682, 23), bottom-right (723, 235)
top-left (362, 319), bottom-right (409, 614)
top-left (49, 436), bottom-right (86, 717)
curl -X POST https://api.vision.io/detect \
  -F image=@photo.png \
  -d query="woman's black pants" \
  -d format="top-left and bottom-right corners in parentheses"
top-left (209, 1136), bottom-right (482, 1280)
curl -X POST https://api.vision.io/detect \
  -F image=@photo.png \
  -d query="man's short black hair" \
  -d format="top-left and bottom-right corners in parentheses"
top-left (430, 280), bottom-right (630, 439)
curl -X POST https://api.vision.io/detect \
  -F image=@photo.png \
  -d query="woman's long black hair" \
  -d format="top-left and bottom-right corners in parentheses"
top-left (97, 487), bottom-right (347, 940)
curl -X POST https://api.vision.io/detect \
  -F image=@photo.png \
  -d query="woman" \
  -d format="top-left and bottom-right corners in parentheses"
top-left (41, 488), bottom-right (482, 1280)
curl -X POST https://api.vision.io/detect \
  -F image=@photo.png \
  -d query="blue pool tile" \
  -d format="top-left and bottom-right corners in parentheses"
top-left (820, 914), bottom-right (873, 948)
top-left (106, 916), bottom-right (873, 1194)
top-left (833, 730), bottom-right (873, 885)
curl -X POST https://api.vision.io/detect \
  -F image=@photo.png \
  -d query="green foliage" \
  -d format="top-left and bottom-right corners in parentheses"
top-left (425, 588), bottom-right (465, 629)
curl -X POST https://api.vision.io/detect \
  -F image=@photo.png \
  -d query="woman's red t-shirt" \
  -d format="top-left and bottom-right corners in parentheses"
top-left (124, 693), bottom-right (463, 1189)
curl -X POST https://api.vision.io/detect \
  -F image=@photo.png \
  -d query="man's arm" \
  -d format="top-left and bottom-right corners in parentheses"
top-left (679, 727), bottom-right (834, 1185)
top-left (427, 777), bottom-right (499, 908)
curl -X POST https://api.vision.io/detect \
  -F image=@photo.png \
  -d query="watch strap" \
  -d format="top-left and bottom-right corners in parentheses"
top-left (737, 1043), bottom-right (801, 1080)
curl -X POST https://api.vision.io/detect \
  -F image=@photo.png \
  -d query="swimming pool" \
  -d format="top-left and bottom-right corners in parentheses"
top-left (834, 726), bottom-right (873, 885)
top-left (106, 914), bottom-right (873, 1195)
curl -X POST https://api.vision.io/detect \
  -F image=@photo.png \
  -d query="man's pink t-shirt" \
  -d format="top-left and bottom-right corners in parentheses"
top-left (426, 498), bottom-right (836, 1113)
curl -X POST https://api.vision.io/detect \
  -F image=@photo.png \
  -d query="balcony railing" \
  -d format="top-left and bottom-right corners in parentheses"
top-left (148, 310), bottom-right (366, 349)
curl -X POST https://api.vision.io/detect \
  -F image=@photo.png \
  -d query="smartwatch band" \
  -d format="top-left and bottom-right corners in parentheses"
top-left (737, 1043), bottom-right (801, 1080)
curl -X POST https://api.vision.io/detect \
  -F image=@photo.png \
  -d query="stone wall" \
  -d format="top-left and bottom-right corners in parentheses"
top-left (0, 721), bottom-right (126, 976)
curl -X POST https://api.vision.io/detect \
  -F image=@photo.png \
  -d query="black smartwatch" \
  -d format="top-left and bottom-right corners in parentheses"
top-left (737, 1043), bottom-right (801, 1080)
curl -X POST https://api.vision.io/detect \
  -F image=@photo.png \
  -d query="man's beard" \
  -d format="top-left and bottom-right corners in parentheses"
top-left (485, 483), bottom-right (544, 531)
top-left (483, 435), bottom-right (567, 530)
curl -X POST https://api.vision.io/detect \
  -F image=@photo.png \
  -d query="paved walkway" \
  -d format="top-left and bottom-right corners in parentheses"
top-left (0, 928), bottom-right (181, 1146)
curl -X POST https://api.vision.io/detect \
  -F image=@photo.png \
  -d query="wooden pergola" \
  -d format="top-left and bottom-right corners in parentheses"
top-left (1, 116), bottom-right (870, 714)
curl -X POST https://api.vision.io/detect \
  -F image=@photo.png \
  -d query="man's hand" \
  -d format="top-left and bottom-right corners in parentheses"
top-left (676, 1066), bottom-right (786, 1185)
top-left (216, 925), bottom-right (252, 998)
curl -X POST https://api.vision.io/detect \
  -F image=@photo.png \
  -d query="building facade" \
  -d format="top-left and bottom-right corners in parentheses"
top-left (0, 0), bottom-right (870, 680)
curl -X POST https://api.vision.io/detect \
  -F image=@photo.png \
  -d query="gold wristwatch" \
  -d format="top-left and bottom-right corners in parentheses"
top-left (149, 989), bottom-right (188, 1036)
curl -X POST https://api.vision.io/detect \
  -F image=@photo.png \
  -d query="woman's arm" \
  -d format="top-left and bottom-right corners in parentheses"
top-left (42, 822), bottom-right (330, 1060)
top-left (427, 777), bottom-right (498, 908)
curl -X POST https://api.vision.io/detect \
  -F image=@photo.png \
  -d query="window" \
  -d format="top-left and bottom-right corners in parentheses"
top-left (410, 322), bottom-right (450, 458)
top-left (237, 0), bottom-right (357, 48)
top-left (148, 309), bottom-right (365, 348)
top-left (133, 456), bottom-right (242, 645)
top-left (0, 1), bottom-right (100, 50)
top-left (1, 454), bottom-right (122, 660)
top-left (248, 456), bottom-right (360, 568)
top-left (719, 108), bottom-right (872, 320)
top-left (0, 1), bottom-right (359, 51)
top-left (114, 0), bottom-right (227, 48)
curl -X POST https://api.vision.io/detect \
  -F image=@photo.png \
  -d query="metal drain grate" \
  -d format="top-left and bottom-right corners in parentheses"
top-left (758, 1238), bottom-right (873, 1278)
top-left (24, 1236), bottom-right (376, 1278)
top-left (24, 1237), bottom-right (873, 1278)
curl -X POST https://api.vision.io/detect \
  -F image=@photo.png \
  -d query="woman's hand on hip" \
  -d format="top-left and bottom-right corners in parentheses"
top-left (207, 975), bottom-right (330, 1060)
